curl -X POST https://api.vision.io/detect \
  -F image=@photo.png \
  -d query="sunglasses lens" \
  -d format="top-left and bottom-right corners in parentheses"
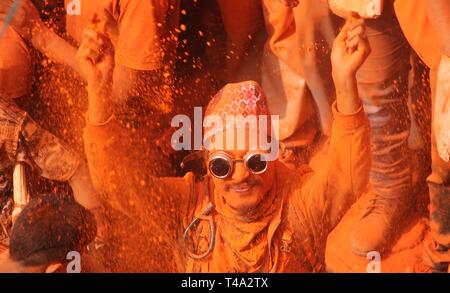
top-left (246, 154), bottom-right (268, 174)
top-left (209, 157), bottom-right (231, 178)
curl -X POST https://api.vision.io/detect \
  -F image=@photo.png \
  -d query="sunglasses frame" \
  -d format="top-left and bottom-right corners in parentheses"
top-left (207, 151), bottom-right (269, 179)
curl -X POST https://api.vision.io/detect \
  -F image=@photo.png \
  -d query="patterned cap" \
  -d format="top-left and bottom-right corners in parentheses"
top-left (203, 81), bottom-right (273, 143)
top-left (205, 81), bottom-right (270, 118)
top-left (202, 81), bottom-right (277, 153)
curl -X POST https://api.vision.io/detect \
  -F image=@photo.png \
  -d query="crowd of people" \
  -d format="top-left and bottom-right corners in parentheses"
top-left (0, 0), bottom-right (448, 273)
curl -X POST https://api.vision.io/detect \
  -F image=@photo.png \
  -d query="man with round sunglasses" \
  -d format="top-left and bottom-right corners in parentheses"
top-left (208, 152), bottom-right (268, 180)
top-left (78, 15), bottom-right (372, 272)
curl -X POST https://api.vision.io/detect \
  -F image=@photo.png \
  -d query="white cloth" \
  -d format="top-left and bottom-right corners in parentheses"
top-left (435, 55), bottom-right (450, 162)
top-left (329, 0), bottom-right (384, 19)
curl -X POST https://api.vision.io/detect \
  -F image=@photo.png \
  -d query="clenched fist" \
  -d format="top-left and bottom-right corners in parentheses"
top-left (331, 16), bottom-right (371, 114)
top-left (76, 13), bottom-right (115, 97)
top-left (331, 16), bottom-right (371, 79)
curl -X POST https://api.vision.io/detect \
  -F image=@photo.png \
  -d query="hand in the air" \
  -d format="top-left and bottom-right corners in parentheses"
top-left (331, 16), bottom-right (371, 79)
top-left (331, 16), bottom-right (371, 114)
top-left (76, 12), bottom-right (116, 96)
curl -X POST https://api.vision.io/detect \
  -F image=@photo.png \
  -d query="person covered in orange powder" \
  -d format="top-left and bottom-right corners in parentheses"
top-left (329, 0), bottom-right (415, 256)
top-left (0, 0), bottom-right (180, 110)
top-left (0, 0), bottom-right (183, 271)
top-left (217, 0), bottom-right (338, 154)
top-left (77, 15), bottom-right (372, 272)
top-left (0, 1), bottom-right (179, 162)
top-left (328, 0), bottom-right (450, 273)
top-left (393, 0), bottom-right (450, 272)
top-left (0, 14), bottom-right (101, 226)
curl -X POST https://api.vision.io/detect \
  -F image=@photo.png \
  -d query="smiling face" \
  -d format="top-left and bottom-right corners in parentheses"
top-left (209, 150), bottom-right (276, 215)
top-left (208, 129), bottom-right (277, 216)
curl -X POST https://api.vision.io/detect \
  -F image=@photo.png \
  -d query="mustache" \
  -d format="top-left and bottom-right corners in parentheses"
top-left (224, 178), bottom-right (262, 192)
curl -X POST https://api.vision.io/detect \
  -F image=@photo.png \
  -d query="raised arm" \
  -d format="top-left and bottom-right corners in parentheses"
top-left (31, 24), bottom-right (82, 76)
top-left (77, 15), bottom-right (192, 240)
top-left (299, 17), bottom-right (371, 230)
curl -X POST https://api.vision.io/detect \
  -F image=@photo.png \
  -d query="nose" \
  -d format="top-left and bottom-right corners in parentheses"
top-left (231, 161), bottom-right (250, 183)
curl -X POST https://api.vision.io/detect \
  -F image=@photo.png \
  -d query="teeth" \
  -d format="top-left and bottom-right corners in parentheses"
top-left (235, 184), bottom-right (250, 192)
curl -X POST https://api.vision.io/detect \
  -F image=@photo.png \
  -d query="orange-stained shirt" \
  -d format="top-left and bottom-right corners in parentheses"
top-left (65, 0), bottom-right (180, 71)
top-left (0, 24), bottom-right (33, 100)
top-left (83, 102), bottom-right (371, 272)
